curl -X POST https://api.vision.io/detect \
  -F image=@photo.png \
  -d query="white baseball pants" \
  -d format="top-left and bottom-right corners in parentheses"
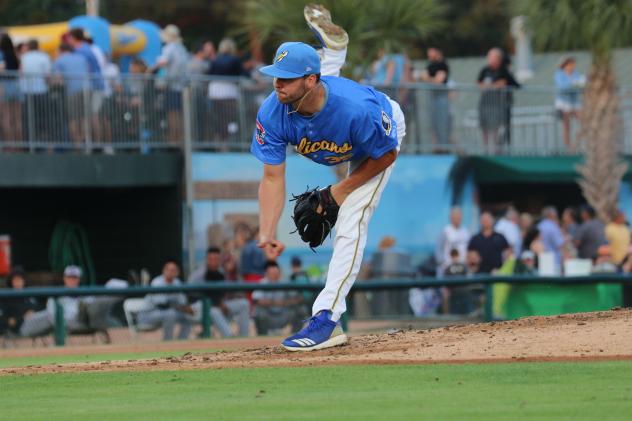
top-left (311, 47), bottom-right (406, 321)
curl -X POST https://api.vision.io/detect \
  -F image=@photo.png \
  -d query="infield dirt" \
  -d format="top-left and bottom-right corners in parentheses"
top-left (2, 309), bottom-right (631, 375)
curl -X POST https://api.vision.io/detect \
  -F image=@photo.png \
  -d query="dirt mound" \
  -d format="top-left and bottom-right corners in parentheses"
top-left (3, 309), bottom-right (631, 376)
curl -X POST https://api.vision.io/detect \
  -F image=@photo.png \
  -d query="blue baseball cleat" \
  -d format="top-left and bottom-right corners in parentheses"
top-left (282, 311), bottom-right (348, 351)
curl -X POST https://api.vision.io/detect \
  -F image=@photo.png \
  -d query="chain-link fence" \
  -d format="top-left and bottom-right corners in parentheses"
top-left (4, 70), bottom-right (629, 156)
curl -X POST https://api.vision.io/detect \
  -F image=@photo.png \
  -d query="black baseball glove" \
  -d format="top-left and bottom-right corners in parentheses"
top-left (291, 185), bottom-right (340, 249)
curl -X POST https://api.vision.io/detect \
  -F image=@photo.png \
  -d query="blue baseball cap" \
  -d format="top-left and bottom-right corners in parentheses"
top-left (260, 42), bottom-right (321, 79)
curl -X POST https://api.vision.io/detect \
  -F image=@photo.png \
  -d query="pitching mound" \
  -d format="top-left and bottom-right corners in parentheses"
top-left (3, 309), bottom-right (631, 375)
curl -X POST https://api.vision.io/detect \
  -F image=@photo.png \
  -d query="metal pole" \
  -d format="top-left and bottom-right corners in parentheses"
top-left (484, 283), bottom-right (494, 322)
top-left (86, 0), bottom-right (100, 16)
top-left (54, 298), bottom-right (66, 346)
top-left (182, 86), bottom-right (196, 277)
top-left (201, 297), bottom-right (212, 338)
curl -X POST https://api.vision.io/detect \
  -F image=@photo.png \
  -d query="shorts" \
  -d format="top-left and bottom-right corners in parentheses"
top-left (478, 104), bottom-right (504, 130)
top-left (1, 80), bottom-right (21, 101)
top-left (67, 93), bottom-right (85, 119)
top-left (555, 98), bottom-right (581, 113)
top-left (165, 89), bottom-right (183, 112)
top-left (90, 91), bottom-right (104, 115)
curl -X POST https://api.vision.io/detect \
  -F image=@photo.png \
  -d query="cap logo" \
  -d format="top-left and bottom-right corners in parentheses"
top-left (275, 51), bottom-right (288, 63)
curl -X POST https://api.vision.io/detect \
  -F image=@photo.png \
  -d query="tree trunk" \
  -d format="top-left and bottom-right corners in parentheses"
top-left (576, 61), bottom-right (628, 223)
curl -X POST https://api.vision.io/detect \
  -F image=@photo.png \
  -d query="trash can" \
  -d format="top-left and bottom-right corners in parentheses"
top-left (0, 235), bottom-right (11, 277)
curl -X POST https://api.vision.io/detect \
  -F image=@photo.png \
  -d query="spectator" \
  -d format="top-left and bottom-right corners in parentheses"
top-left (290, 256), bottom-right (314, 303)
top-left (523, 226), bottom-right (545, 256)
top-left (207, 37), bottom-right (246, 146)
top-left (519, 212), bottom-right (534, 240)
top-left (0, 270), bottom-right (39, 337)
top-left (290, 256), bottom-right (309, 281)
top-left (188, 247), bottom-right (250, 337)
top-left (605, 209), bottom-right (630, 265)
top-left (554, 56), bottom-right (585, 150)
top-left (126, 57), bottom-right (154, 136)
top-left (19, 265), bottom-right (85, 337)
top-left (369, 48), bottom-right (411, 105)
top-left (189, 40), bottom-right (215, 142)
top-left (561, 207), bottom-right (579, 238)
top-left (514, 250), bottom-right (537, 275)
top-left (151, 24), bottom-right (189, 144)
top-left (138, 261), bottom-right (192, 340)
top-left (574, 205), bottom-right (606, 260)
top-left (444, 248), bottom-right (467, 276)
top-left (221, 239), bottom-right (239, 281)
top-left (435, 206), bottom-right (470, 274)
top-left (467, 212), bottom-right (510, 273)
top-left (52, 43), bottom-right (89, 145)
top-left (85, 32), bottom-right (117, 151)
top-left (495, 206), bottom-right (521, 256)
top-left (465, 250), bottom-right (482, 275)
top-left (420, 47), bottom-right (450, 148)
top-left (19, 39), bottom-right (51, 142)
top-left (0, 33), bottom-right (22, 143)
top-left (620, 253), bottom-right (632, 306)
top-left (66, 28), bottom-right (105, 145)
top-left (592, 246), bottom-right (618, 273)
top-left (239, 225), bottom-right (268, 282)
top-left (447, 248), bottom-right (477, 314)
top-left (537, 206), bottom-right (565, 265)
top-left (477, 48), bottom-right (519, 149)
top-left (190, 40), bottom-right (215, 75)
top-left (252, 261), bottom-right (308, 335)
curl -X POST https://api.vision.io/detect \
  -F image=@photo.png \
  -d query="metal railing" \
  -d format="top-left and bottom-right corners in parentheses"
top-left (0, 274), bottom-right (629, 346)
top-left (1, 70), bottom-right (628, 156)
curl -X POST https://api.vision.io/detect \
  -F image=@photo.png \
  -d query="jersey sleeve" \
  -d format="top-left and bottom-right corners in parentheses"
top-left (351, 105), bottom-right (398, 160)
top-left (250, 107), bottom-right (287, 165)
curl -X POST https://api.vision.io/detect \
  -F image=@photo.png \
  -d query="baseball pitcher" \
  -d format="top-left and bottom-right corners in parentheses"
top-left (252, 4), bottom-right (406, 351)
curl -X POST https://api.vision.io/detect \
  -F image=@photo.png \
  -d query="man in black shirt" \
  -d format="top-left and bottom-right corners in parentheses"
top-left (477, 48), bottom-right (519, 149)
top-left (421, 47), bottom-right (451, 149)
top-left (188, 247), bottom-right (250, 337)
top-left (467, 212), bottom-right (510, 273)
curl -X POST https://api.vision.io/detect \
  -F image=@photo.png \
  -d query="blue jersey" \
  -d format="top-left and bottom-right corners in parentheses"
top-left (251, 76), bottom-right (398, 166)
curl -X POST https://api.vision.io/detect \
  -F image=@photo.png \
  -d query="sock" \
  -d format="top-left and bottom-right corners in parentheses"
top-left (316, 310), bottom-right (333, 320)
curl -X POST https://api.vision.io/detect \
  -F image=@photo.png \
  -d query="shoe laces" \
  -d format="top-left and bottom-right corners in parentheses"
top-left (301, 314), bottom-right (330, 335)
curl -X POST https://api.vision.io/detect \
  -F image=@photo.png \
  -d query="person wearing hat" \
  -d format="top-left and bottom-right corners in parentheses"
top-left (19, 265), bottom-right (86, 337)
top-left (149, 24), bottom-right (189, 144)
top-left (252, 5), bottom-right (404, 351)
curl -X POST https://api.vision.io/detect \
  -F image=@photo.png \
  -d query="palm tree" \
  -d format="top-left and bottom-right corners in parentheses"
top-left (518, 0), bottom-right (632, 222)
top-left (232, 0), bottom-right (446, 76)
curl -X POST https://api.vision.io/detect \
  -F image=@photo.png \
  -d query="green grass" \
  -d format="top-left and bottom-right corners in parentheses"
top-left (0, 350), bottom-right (217, 368)
top-left (2, 361), bottom-right (632, 420)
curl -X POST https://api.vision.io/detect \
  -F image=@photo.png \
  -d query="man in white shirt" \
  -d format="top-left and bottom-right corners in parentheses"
top-left (19, 265), bottom-right (84, 337)
top-left (138, 261), bottom-right (193, 340)
top-left (19, 39), bottom-right (52, 141)
top-left (495, 206), bottom-right (522, 257)
top-left (150, 24), bottom-right (189, 144)
top-left (436, 207), bottom-right (471, 274)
